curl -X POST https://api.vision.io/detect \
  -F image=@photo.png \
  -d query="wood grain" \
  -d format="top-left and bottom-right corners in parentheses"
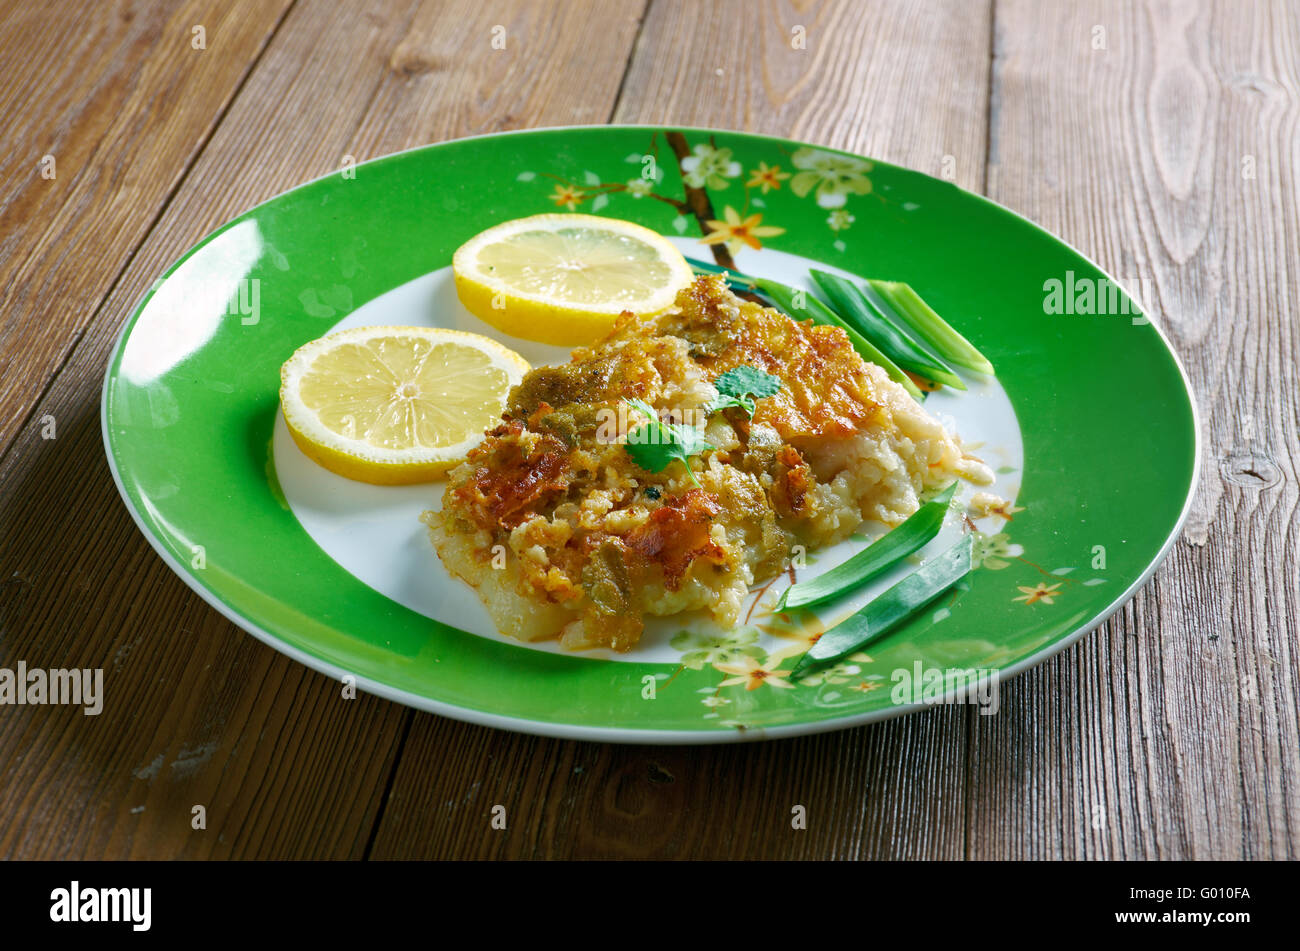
top-left (368, 0), bottom-right (995, 860)
top-left (350, 0), bottom-right (650, 150)
top-left (369, 710), bottom-right (971, 860)
top-left (969, 0), bottom-right (1300, 859)
top-left (0, 0), bottom-right (649, 858)
top-left (0, 0), bottom-right (293, 452)
top-left (612, 0), bottom-right (993, 192)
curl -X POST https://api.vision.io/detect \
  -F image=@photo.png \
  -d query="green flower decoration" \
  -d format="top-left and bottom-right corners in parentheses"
top-left (971, 531), bottom-right (1016, 570)
top-left (826, 209), bottom-right (855, 231)
top-left (671, 627), bottom-right (766, 670)
top-left (790, 147), bottom-right (873, 208)
top-left (680, 144), bottom-right (742, 190)
top-left (796, 662), bottom-right (862, 687)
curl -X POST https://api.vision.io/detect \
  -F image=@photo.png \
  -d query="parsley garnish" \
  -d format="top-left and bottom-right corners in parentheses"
top-left (621, 367), bottom-right (780, 486)
top-left (706, 365), bottom-right (782, 418)
top-left (623, 398), bottom-right (714, 488)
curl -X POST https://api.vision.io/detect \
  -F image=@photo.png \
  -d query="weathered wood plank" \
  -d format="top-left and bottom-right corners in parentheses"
top-left (969, 0), bottom-right (1300, 859)
top-left (0, 0), bottom-right (649, 858)
top-left (0, 0), bottom-right (294, 452)
top-left (370, 711), bottom-right (970, 860)
top-left (369, 0), bottom-right (994, 861)
top-left (613, 0), bottom-right (992, 192)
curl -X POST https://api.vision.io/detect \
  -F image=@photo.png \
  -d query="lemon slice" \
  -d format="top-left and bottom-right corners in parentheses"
top-left (452, 213), bottom-right (693, 345)
top-left (280, 326), bottom-right (529, 484)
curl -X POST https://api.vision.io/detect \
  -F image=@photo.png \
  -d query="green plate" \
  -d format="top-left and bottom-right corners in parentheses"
top-left (102, 126), bottom-right (1198, 743)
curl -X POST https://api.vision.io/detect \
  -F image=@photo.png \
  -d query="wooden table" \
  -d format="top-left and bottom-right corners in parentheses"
top-left (1, 0), bottom-right (1295, 860)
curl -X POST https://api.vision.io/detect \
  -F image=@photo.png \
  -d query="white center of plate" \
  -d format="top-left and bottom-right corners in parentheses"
top-left (274, 243), bottom-right (1024, 663)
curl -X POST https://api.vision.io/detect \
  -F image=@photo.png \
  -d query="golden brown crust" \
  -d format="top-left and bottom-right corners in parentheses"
top-left (632, 275), bottom-right (886, 443)
top-left (449, 417), bottom-right (572, 531)
top-left (431, 274), bottom-right (980, 652)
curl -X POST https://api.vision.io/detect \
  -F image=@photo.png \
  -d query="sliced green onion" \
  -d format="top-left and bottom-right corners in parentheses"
top-left (681, 261), bottom-right (933, 402)
top-left (752, 276), bottom-right (924, 400)
top-left (791, 533), bottom-right (974, 677)
top-left (809, 270), bottom-right (966, 390)
top-left (866, 280), bottom-right (994, 375)
top-left (777, 482), bottom-right (957, 612)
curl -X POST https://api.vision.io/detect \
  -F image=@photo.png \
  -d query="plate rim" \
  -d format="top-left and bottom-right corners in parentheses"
top-left (100, 123), bottom-right (1202, 744)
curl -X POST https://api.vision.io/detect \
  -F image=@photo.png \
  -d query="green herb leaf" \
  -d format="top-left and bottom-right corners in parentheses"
top-left (716, 365), bottom-right (781, 400)
top-left (623, 398), bottom-right (714, 488)
top-left (707, 365), bottom-right (782, 417)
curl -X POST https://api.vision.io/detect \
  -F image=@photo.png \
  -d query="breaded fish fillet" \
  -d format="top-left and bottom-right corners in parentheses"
top-left (426, 275), bottom-right (991, 652)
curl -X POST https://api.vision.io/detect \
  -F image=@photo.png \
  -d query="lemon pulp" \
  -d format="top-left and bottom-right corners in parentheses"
top-left (280, 326), bottom-right (529, 484)
top-left (452, 214), bottom-right (692, 345)
top-left (475, 226), bottom-right (683, 304)
top-left (299, 338), bottom-right (508, 449)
